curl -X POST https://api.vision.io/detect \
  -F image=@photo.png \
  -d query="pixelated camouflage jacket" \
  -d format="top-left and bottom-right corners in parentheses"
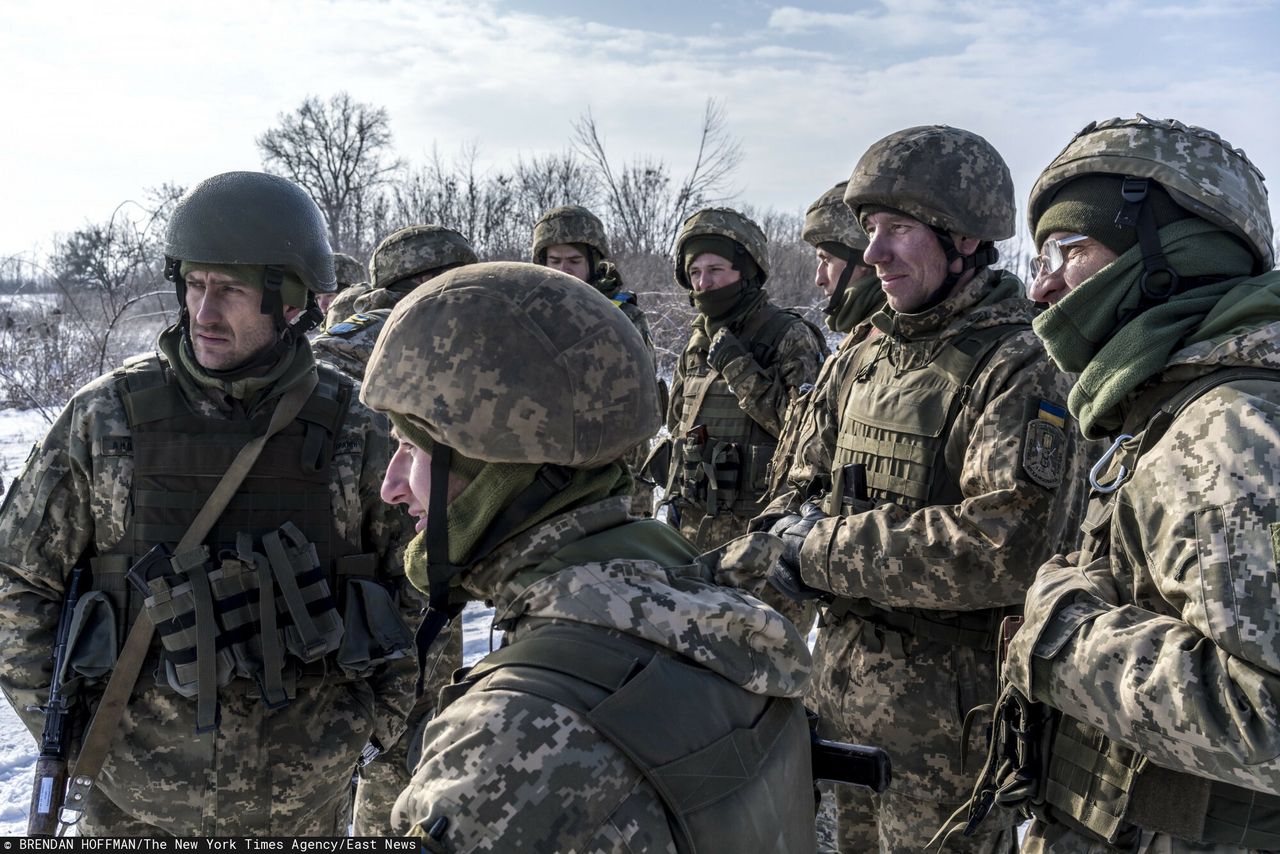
top-left (0, 345), bottom-right (417, 835)
top-left (392, 496), bottom-right (811, 850)
top-left (312, 286), bottom-right (406, 381)
top-left (667, 298), bottom-right (826, 439)
top-left (778, 268), bottom-right (1092, 612)
top-left (1006, 281), bottom-right (1280, 795)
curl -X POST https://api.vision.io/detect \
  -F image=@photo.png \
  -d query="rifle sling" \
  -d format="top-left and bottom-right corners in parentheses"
top-left (60, 373), bottom-right (319, 828)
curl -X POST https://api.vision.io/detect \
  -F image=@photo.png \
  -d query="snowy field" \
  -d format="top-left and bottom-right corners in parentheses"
top-left (0, 407), bottom-right (498, 834)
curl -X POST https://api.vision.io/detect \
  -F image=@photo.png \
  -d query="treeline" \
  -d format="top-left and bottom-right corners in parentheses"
top-left (0, 92), bottom-right (1034, 420)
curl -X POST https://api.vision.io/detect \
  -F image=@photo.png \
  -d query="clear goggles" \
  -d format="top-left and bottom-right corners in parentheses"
top-left (1032, 234), bottom-right (1090, 278)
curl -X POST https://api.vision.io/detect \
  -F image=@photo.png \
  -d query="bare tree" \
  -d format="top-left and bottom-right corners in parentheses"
top-left (257, 92), bottom-right (402, 253)
top-left (574, 98), bottom-right (742, 256)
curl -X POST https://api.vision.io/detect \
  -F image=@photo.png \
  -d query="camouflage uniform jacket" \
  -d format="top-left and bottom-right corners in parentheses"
top-left (0, 347), bottom-right (416, 836)
top-left (1005, 312), bottom-right (1280, 804)
top-left (770, 269), bottom-right (1092, 802)
top-left (312, 287), bottom-right (403, 381)
top-left (668, 300), bottom-right (825, 440)
top-left (391, 496), bottom-right (813, 852)
top-left (323, 281), bottom-right (373, 330)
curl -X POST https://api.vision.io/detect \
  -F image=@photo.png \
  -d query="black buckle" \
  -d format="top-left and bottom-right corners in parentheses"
top-left (1115, 177), bottom-right (1149, 228)
top-left (1139, 265), bottom-right (1180, 300)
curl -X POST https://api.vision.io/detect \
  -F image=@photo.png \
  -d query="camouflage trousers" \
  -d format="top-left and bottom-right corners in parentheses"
top-left (816, 780), bottom-right (1015, 853)
top-left (809, 615), bottom-right (1017, 851)
top-left (1022, 820), bottom-right (1268, 853)
top-left (672, 505), bottom-right (754, 553)
top-left (351, 619), bottom-right (463, 836)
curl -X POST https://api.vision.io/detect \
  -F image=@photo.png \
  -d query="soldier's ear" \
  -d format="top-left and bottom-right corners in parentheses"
top-left (952, 234), bottom-right (982, 257)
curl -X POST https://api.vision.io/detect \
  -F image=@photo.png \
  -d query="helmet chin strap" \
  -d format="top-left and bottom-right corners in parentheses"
top-left (823, 257), bottom-right (858, 317)
top-left (915, 229), bottom-right (998, 313)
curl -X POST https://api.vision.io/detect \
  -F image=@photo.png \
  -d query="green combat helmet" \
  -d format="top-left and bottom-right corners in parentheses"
top-left (164, 171), bottom-right (335, 331)
top-left (333, 252), bottom-right (366, 288)
top-left (531, 205), bottom-right (611, 264)
top-left (844, 125), bottom-right (1016, 242)
top-left (803, 181), bottom-right (868, 253)
top-left (674, 207), bottom-right (770, 289)
top-left (362, 261), bottom-right (659, 466)
top-left (370, 225), bottom-right (479, 291)
top-left (1028, 114), bottom-right (1274, 274)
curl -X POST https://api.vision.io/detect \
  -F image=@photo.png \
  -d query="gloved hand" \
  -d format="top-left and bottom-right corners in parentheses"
top-left (767, 501), bottom-right (830, 602)
top-left (707, 328), bottom-right (748, 372)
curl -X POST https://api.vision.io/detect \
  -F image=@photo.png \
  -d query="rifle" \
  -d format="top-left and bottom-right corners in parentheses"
top-left (809, 711), bottom-right (892, 793)
top-left (28, 565), bottom-right (85, 837)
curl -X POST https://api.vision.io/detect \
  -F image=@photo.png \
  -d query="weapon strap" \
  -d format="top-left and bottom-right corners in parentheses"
top-left (59, 372), bottom-right (319, 831)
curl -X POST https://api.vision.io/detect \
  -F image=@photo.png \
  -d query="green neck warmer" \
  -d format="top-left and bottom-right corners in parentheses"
top-left (1033, 217), bottom-right (1255, 437)
top-left (689, 285), bottom-right (768, 351)
top-left (159, 324), bottom-right (311, 408)
top-left (826, 272), bottom-right (883, 334)
top-left (400, 456), bottom-right (633, 595)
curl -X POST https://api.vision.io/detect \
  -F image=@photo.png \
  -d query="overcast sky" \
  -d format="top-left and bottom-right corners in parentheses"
top-left (3, 0), bottom-right (1278, 261)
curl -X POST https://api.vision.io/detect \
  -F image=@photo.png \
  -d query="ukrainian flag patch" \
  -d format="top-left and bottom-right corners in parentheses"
top-left (1036, 400), bottom-right (1067, 428)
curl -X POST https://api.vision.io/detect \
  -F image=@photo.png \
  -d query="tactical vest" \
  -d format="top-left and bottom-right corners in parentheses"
top-left (824, 323), bottom-right (1026, 653)
top-left (435, 519), bottom-right (816, 854)
top-left (66, 355), bottom-right (407, 722)
top-left (670, 304), bottom-right (825, 519)
top-left (1036, 368), bottom-right (1280, 850)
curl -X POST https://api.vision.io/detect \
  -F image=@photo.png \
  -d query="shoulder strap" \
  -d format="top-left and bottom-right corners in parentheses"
top-left (745, 307), bottom-right (825, 367)
top-left (60, 372), bottom-right (319, 833)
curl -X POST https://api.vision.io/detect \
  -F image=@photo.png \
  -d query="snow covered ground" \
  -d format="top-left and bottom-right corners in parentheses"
top-left (0, 407), bottom-right (501, 835)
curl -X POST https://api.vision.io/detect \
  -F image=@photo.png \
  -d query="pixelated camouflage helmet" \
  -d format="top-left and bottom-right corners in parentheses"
top-left (370, 225), bottom-right (478, 290)
top-left (164, 171), bottom-right (337, 292)
top-left (803, 181), bottom-right (869, 252)
top-left (361, 261), bottom-right (660, 467)
top-left (674, 207), bottom-right (769, 289)
top-left (531, 205), bottom-right (611, 263)
top-left (332, 253), bottom-right (365, 288)
top-left (1028, 115), bottom-right (1274, 273)
top-left (844, 125), bottom-right (1016, 241)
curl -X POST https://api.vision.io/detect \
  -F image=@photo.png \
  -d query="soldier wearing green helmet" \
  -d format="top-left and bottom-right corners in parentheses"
top-left (0, 171), bottom-right (417, 835)
top-left (956, 116), bottom-right (1280, 854)
top-left (313, 224), bottom-right (478, 382)
top-left (663, 206), bottom-right (828, 552)
top-left (358, 261), bottom-right (817, 851)
top-left (762, 127), bottom-right (1091, 852)
top-left (530, 205), bottom-right (662, 516)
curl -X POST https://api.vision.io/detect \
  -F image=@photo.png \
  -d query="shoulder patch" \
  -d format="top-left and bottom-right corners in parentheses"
top-left (1022, 418), bottom-right (1066, 489)
top-left (327, 313), bottom-right (377, 338)
top-left (611, 291), bottom-right (637, 307)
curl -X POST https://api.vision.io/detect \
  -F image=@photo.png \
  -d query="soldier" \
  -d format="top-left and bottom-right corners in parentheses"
top-left (665, 207), bottom-right (828, 551)
top-left (959, 116), bottom-right (1280, 853)
top-left (310, 225), bottom-right (476, 835)
top-left (0, 172), bottom-right (417, 836)
top-left (764, 126), bottom-right (1091, 852)
top-left (770, 181), bottom-right (885, 854)
top-left (357, 261), bottom-right (817, 851)
top-left (316, 252), bottom-right (366, 316)
top-left (313, 225), bottom-right (478, 381)
top-left (531, 204), bottom-right (661, 516)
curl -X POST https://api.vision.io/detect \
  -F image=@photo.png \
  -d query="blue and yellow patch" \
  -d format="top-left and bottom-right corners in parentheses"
top-left (1036, 400), bottom-right (1067, 428)
top-left (326, 313), bottom-right (376, 338)
top-left (611, 291), bottom-right (637, 307)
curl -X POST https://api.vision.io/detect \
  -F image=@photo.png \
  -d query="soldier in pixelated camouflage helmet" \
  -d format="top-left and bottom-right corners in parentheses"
top-left (530, 205), bottom-right (662, 516)
top-left (313, 224), bottom-right (478, 382)
top-left (663, 206), bottom-right (828, 554)
top-left (760, 127), bottom-right (1093, 852)
top-left (0, 171), bottom-right (417, 835)
top-left (316, 252), bottom-right (366, 316)
top-left (956, 116), bottom-right (1280, 854)
top-left (358, 261), bottom-right (818, 851)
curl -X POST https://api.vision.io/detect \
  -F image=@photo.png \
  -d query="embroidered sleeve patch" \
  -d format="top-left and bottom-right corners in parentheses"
top-left (327, 313), bottom-right (376, 338)
top-left (1022, 418), bottom-right (1066, 489)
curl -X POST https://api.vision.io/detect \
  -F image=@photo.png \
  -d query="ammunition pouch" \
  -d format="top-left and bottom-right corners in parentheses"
top-left (671, 438), bottom-right (776, 518)
top-left (58, 591), bottom-right (119, 694)
top-left (129, 522), bottom-right (347, 728)
top-left (336, 578), bottom-right (415, 678)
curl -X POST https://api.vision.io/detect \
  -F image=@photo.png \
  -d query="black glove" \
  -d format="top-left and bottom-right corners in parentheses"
top-left (707, 328), bottom-right (748, 372)
top-left (767, 502), bottom-right (829, 602)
